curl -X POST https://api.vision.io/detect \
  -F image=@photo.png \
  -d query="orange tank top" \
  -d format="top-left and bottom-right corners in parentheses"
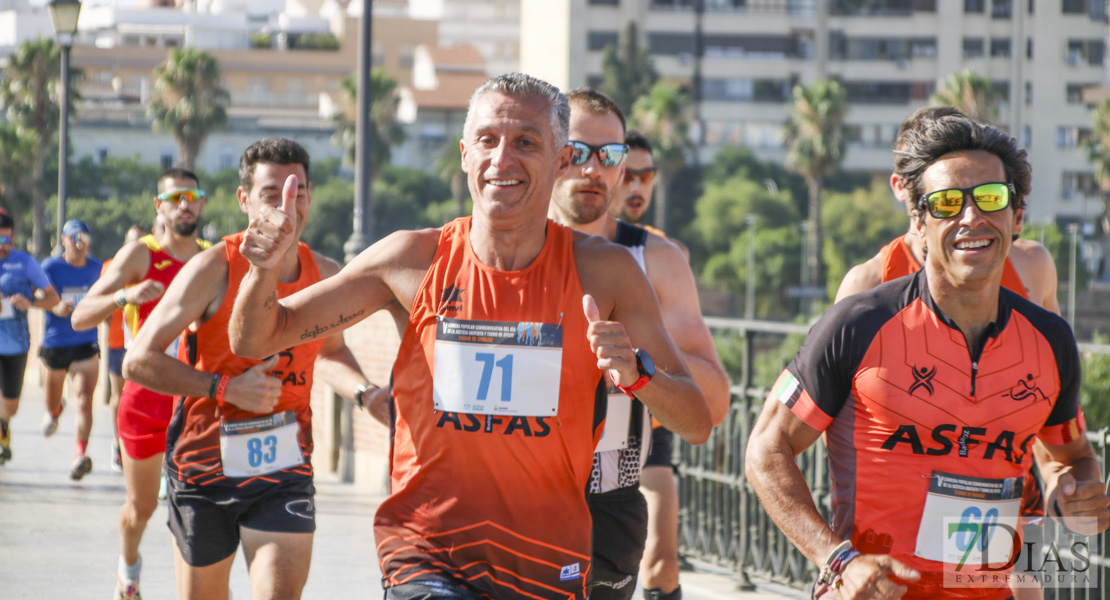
top-left (378, 217), bottom-right (604, 600)
top-left (879, 234), bottom-right (1029, 299)
top-left (165, 232), bottom-right (324, 488)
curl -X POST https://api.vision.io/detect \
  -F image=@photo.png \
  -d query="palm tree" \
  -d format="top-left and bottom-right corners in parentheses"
top-left (332, 68), bottom-right (406, 187)
top-left (1083, 98), bottom-right (1110, 282)
top-left (0, 125), bottom-right (35, 216)
top-left (782, 78), bottom-right (849, 294)
top-left (148, 48), bottom-right (229, 171)
top-left (0, 38), bottom-right (79, 256)
top-left (630, 82), bottom-right (694, 232)
top-left (930, 68), bottom-right (1001, 125)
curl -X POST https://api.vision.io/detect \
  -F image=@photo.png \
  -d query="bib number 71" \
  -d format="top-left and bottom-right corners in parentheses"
top-left (475, 352), bottom-right (513, 403)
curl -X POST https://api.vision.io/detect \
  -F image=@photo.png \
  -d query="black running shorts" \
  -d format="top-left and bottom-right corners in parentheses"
top-left (39, 342), bottom-right (99, 371)
top-left (167, 476), bottom-right (316, 567)
top-left (587, 486), bottom-right (649, 600)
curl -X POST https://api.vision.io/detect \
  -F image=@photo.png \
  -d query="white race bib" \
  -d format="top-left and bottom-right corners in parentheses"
top-left (596, 393), bottom-right (632, 452)
top-left (219, 410), bottom-right (304, 478)
top-left (433, 317), bottom-right (562, 416)
top-left (61, 287), bottom-right (87, 306)
top-left (0, 296), bottom-right (13, 320)
top-left (915, 471), bottom-right (1023, 567)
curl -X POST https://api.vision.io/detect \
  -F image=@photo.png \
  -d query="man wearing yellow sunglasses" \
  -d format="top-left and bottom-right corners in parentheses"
top-left (749, 115), bottom-right (1109, 600)
top-left (72, 167), bottom-right (211, 600)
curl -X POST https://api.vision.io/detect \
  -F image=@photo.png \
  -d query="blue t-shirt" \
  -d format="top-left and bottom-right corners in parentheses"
top-left (41, 255), bottom-right (102, 349)
top-left (0, 250), bottom-right (53, 355)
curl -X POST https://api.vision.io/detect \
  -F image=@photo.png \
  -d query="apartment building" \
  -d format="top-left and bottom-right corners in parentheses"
top-left (521, 0), bottom-right (1109, 228)
top-left (409, 0), bottom-right (521, 75)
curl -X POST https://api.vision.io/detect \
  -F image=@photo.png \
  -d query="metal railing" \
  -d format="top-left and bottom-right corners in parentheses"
top-left (677, 317), bottom-right (1110, 596)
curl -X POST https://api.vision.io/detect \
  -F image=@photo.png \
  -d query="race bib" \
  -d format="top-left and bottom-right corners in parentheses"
top-left (915, 471), bottom-right (1023, 567)
top-left (596, 393), bottom-right (632, 452)
top-left (0, 296), bottom-right (13, 320)
top-left (433, 317), bottom-right (562, 416)
top-left (219, 410), bottom-right (304, 478)
top-left (61, 287), bottom-right (88, 306)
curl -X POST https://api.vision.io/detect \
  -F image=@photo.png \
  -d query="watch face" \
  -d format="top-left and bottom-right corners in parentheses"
top-left (635, 349), bottom-right (655, 379)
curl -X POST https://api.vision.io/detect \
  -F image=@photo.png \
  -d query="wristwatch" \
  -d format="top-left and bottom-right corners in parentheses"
top-left (354, 382), bottom-right (375, 408)
top-left (613, 348), bottom-right (655, 396)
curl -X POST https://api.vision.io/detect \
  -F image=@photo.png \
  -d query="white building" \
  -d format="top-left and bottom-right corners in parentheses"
top-left (409, 0), bottom-right (519, 76)
top-left (521, 0), bottom-right (1109, 230)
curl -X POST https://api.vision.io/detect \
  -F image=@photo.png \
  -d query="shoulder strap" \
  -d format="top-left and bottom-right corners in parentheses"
top-left (614, 221), bottom-right (648, 248)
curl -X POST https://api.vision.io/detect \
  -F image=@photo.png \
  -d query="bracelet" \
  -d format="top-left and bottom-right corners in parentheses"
top-left (817, 540), bottom-right (857, 585)
top-left (114, 289), bottom-right (128, 307)
top-left (208, 373), bottom-right (222, 400)
top-left (214, 374), bottom-right (231, 404)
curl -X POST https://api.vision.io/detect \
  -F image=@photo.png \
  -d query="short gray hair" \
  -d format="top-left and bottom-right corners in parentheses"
top-left (462, 73), bottom-right (570, 149)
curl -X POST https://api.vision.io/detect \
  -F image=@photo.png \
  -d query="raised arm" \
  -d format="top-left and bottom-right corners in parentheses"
top-left (645, 236), bottom-right (730, 425)
top-left (229, 174), bottom-right (430, 358)
top-left (71, 241), bottom-right (151, 331)
top-left (579, 240), bottom-right (711, 444)
top-left (120, 244), bottom-right (277, 414)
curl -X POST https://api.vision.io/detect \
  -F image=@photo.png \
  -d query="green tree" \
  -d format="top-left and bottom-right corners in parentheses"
top-left (630, 82), bottom-right (693, 232)
top-left (0, 37), bottom-right (81, 256)
top-left (1080, 334), bottom-right (1110, 431)
top-left (333, 69), bottom-right (406, 188)
top-left (821, 181), bottom-right (909, 297)
top-left (783, 78), bottom-right (849, 295)
top-left (1083, 98), bottom-right (1110, 282)
top-left (598, 21), bottom-right (658, 116)
top-left (0, 125), bottom-right (35, 221)
top-left (148, 48), bottom-right (229, 171)
top-left (930, 68), bottom-right (1001, 125)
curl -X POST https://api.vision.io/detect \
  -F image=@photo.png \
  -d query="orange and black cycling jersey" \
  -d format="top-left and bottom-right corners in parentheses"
top-left (773, 270), bottom-right (1083, 599)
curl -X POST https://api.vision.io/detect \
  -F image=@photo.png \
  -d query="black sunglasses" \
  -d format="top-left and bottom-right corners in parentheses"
top-left (567, 141), bottom-right (628, 167)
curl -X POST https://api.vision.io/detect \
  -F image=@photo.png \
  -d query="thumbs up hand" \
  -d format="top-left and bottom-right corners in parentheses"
top-left (582, 294), bottom-right (638, 387)
top-left (241, 174), bottom-right (300, 270)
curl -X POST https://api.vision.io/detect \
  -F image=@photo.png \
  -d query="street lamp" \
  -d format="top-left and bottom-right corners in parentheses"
top-left (48, 0), bottom-right (82, 253)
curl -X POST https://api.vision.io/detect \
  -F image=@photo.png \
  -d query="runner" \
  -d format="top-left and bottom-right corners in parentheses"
top-left (228, 73), bottom-right (711, 600)
top-left (102, 224), bottom-right (149, 472)
top-left (39, 219), bottom-right (102, 480)
top-left (124, 138), bottom-right (374, 599)
top-left (547, 89), bottom-right (729, 600)
top-left (71, 169), bottom-right (211, 600)
top-left (835, 107), bottom-right (1063, 600)
top-left (746, 114), bottom-right (1109, 599)
top-left (0, 207), bottom-right (60, 466)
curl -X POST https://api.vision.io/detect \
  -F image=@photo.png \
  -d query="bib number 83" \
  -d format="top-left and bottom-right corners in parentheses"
top-left (247, 435), bottom-right (278, 467)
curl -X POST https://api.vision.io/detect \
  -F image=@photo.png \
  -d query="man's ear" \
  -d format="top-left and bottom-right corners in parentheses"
top-left (553, 143), bottom-right (573, 179)
top-left (236, 187), bottom-right (249, 214)
top-left (1012, 206), bottom-right (1025, 236)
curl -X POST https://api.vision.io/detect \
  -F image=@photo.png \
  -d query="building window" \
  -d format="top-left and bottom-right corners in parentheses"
top-left (1028, 0), bottom-right (1034, 14)
top-left (1025, 81), bottom-right (1032, 105)
top-left (587, 31), bottom-right (619, 52)
top-left (706, 0), bottom-right (747, 9)
top-left (160, 152), bottom-right (174, 171)
top-left (963, 37), bottom-right (985, 58)
top-left (704, 34), bottom-right (795, 59)
top-left (1026, 38), bottom-right (1033, 59)
top-left (95, 146), bottom-right (108, 164)
top-left (1066, 83), bottom-right (1091, 104)
top-left (1022, 126), bottom-right (1030, 147)
top-left (651, 0), bottom-right (695, 10)
top-left (1067, 39), bottom-right (1105, 66)
top-left (218, 148), bottom-right (236, 170)
top-left (965, 0), bottom-right (985, 12)
top-left (588, 0), bottom-right (619, 5)
top-left (1056, 126), bottom-right (1091, 148)
top-left (1062, 171), bottom-right (1097, 199)
top-left (1062, 0), bottom-right (1085, 13)
top-left (992, 0), bottom-right (1012, 18)
top-left (990, 38), bottom-right (1011, 57)
top-left (910, 38), bottom-right (937, 58)
top-left (648, 32), bottom-right (695, 55)
top-left (702, 78), bottom-right (790, 102)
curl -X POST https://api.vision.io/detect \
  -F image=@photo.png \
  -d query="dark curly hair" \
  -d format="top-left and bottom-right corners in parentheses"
top-left (895, 115), bottom-right (1030, 214)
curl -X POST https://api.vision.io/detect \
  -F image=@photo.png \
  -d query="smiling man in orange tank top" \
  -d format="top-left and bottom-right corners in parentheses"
top-left (120, 139), bottom-right (373, 600)
top-left (227, 74), bottom-right (712, 600)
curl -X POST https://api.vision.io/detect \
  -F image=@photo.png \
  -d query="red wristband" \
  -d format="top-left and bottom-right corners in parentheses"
top-left (214, 374), bottom-right (231, 404)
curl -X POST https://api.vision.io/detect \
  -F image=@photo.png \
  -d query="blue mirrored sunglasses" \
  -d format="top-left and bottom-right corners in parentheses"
top-left (567, 141), bottom-right (628, 167)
